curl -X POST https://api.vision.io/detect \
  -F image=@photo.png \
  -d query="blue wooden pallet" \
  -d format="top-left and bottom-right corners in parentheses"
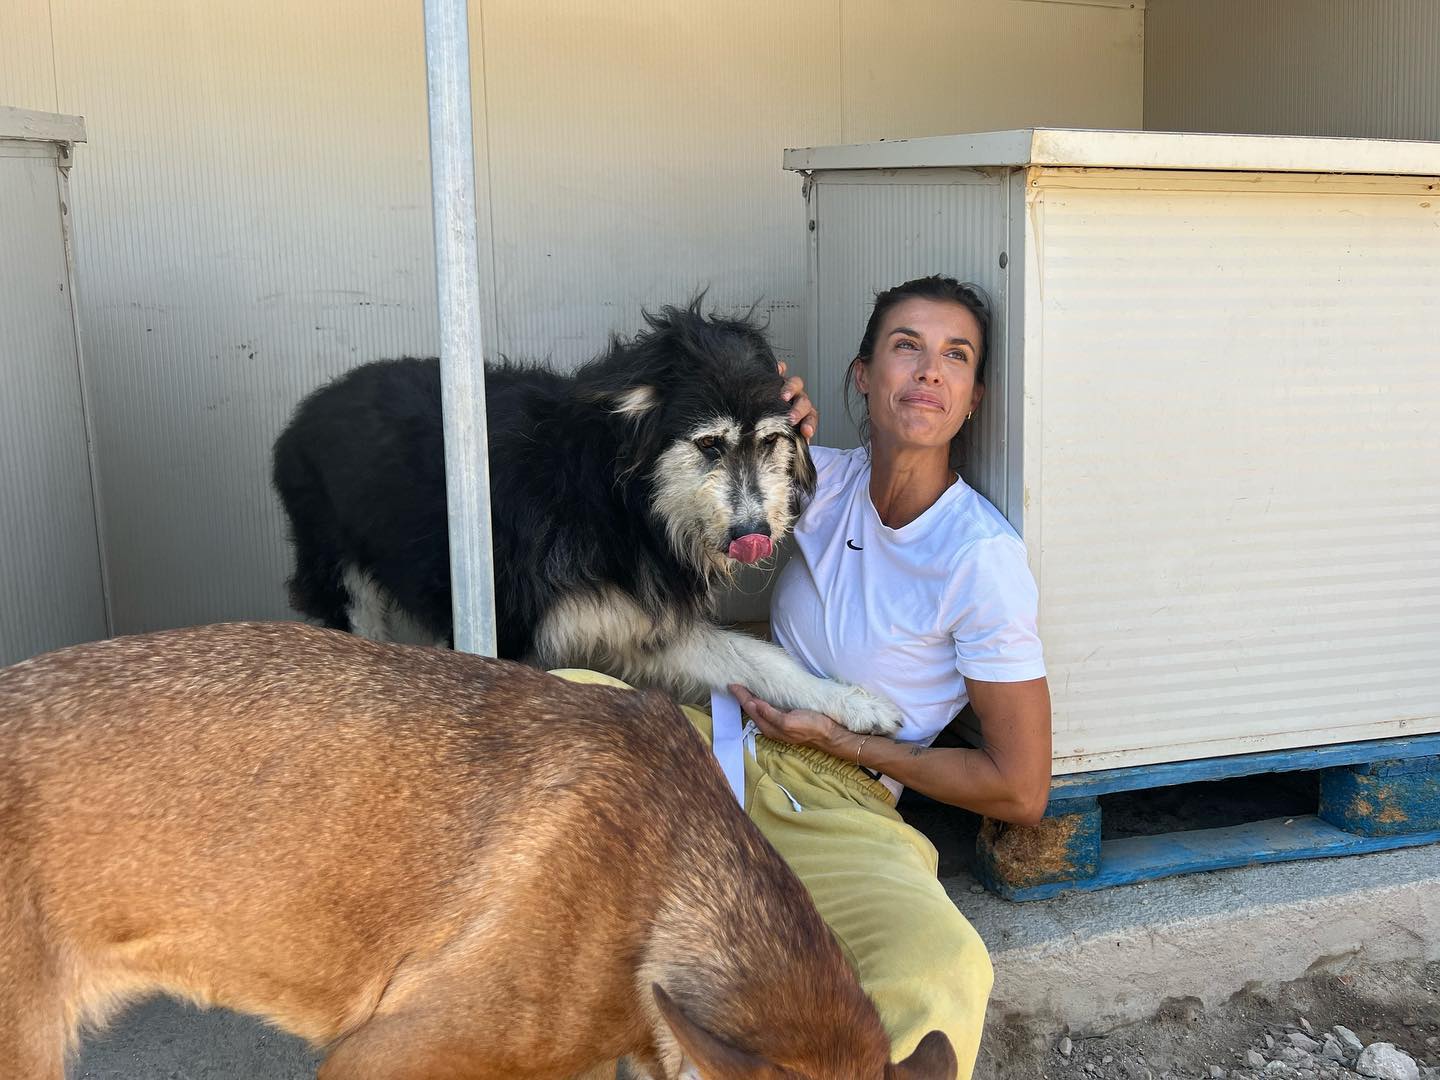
top-left (975, 733), bottom-right (1440, 902)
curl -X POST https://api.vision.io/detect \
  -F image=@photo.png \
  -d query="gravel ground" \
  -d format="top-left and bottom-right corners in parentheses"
top-left (981, 960), bottom-right (1440, 1080)
top-left (73, 961), bottom-right (1437, 1079)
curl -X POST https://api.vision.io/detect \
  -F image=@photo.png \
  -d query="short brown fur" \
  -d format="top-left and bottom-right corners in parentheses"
top-left (0, 622), bottom-right (955, 1080)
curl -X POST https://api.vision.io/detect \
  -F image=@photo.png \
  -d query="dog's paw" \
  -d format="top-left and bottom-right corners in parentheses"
top-left (828, 684), bottom-right (903, 736)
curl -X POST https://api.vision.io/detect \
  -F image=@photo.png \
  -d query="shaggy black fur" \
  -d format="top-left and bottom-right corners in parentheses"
top-left (271, 302), bottom-right (814, 660)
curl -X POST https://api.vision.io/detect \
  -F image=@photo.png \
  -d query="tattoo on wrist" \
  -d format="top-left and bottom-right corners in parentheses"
top-left (908, 744), bottom-right (928, 758)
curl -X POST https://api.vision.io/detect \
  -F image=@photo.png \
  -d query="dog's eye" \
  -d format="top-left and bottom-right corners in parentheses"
top-left (762, 432), bottom-right (781, 448)
top-left (695, 436), bottom-right (723, 461)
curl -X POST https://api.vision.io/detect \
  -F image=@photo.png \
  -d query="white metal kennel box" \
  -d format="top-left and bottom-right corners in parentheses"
top-left (0, 107), bottom-right (108, 668)
top-left (785, 128), bottom-right (1440, 775)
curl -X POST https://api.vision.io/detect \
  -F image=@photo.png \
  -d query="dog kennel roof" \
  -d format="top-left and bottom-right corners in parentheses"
top-left (783, 126), bottom-right (1440, 176)
top-left (0, 106), bottom-right (87, 145)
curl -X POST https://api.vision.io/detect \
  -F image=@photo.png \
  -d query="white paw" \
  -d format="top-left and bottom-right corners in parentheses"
top-left (828, 684), bottom-right (903, 736)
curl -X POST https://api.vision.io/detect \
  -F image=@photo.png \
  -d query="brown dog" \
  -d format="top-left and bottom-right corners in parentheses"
top-left (0, 622), bottom-right (956, 1080)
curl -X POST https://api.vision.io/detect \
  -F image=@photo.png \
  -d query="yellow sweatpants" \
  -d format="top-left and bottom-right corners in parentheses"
top-left (551, 669), bottom-right (993, 1077)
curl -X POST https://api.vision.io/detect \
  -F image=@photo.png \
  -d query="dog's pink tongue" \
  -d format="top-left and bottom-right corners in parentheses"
top-left (727, 533), bottom-right (773, 564)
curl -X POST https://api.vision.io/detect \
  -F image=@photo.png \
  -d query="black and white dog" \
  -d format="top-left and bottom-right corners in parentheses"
top-left (271, 302), bottom-right (901, 734)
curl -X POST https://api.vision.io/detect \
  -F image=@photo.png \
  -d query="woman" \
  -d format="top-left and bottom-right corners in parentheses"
top-left (564, 275), bottom-right (1051, 1078)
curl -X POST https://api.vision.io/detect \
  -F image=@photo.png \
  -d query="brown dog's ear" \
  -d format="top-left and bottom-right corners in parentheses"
top-left (889, 1030), bottom-right (958, 1080)
top-left (652, 984), bottom-right (780, 1080)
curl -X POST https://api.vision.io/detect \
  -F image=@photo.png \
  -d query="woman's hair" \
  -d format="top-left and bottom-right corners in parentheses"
top-left (843, 274), bottom-right (993, 451)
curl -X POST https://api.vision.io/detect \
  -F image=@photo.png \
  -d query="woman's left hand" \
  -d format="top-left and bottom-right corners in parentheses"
top-left (776, 361), bottom-right (817, 441)
top-left (728, 683), bottom-right (843, 753)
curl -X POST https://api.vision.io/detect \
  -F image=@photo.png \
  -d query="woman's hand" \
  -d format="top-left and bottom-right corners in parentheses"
top-left (776, 361), bottom-right (817, 441)
top-left (731, 677), bottom-right (1053, 825)
top-left (728, 683), bottom-right (844, 754)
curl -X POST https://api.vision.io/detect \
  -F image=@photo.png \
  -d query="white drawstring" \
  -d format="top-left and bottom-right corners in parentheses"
top-left (772, 781), bottom-right (804, 813)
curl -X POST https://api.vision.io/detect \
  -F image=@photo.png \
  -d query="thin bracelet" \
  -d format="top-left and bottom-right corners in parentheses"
top-left (855, 734), bottom-right (872, 769)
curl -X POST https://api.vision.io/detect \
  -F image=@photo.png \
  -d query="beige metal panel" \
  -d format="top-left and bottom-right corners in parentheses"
top-left (0, 137), bottom-right (108, 665)
top-left (47, 0), bottom-right (441, 632)
top-left (1033, 177), bottom-right (1440, 772)
top-left (841, 0), bottom-right (1143, 143)
top-left (0, 0), bottom-right (58, 112)
top-left (1146, 0), bottom-right (1440, 142)
top-left (481, 0), bottom-right (841, 374)
top-left (808, 171), bottom-right (1014, 519)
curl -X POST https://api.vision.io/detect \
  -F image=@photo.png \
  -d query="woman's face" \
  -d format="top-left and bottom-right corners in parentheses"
top-left (855, 298), bottom-right (985, 454)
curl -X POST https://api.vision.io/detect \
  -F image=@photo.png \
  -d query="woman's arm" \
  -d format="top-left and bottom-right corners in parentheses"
top-left (729, 676), bottom-right (1052, 825)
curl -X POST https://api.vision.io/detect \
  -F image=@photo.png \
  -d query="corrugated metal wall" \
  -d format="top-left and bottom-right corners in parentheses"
top-left (1146, 0), bottom-right (1440, 140)
top-left (0, 0), bottom-right (1142, 637)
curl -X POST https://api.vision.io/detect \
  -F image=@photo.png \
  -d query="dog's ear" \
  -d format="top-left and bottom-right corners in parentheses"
top-left (610, 384), bottom-right (659, 419)
top-left (787, 434), bottom-right (817, 505)
top-left (579, 377), bottom-right (666, 477)
top-left (610, 385), bottom-right (667, 478)
top-left (652, 984), bottom-right (782, 1080)
top-left (888, 1030), bottom-right (958, 1080)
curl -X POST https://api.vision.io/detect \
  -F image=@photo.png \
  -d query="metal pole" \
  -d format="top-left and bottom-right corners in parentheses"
top-left (423, 0), bottom-right (497, 656)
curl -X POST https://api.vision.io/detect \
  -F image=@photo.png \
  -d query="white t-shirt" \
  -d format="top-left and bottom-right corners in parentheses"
top-left (771, 446), bottom-right (1046, 781)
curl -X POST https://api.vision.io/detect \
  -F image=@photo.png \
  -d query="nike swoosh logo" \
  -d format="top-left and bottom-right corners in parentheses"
top-left (846, 539), bottom-right (863, 551)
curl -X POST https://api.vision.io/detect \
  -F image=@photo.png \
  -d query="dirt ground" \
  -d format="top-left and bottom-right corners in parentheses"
top-left (980, 959), bottom-right (1440, 1080)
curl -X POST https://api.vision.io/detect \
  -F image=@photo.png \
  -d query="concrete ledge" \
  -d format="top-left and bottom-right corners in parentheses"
top-left (943, 843), bottom-right (1440, 1035)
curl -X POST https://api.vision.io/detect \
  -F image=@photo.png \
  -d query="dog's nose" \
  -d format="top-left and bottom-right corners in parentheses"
top-left (728, 522), bottom-right (771, 543)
